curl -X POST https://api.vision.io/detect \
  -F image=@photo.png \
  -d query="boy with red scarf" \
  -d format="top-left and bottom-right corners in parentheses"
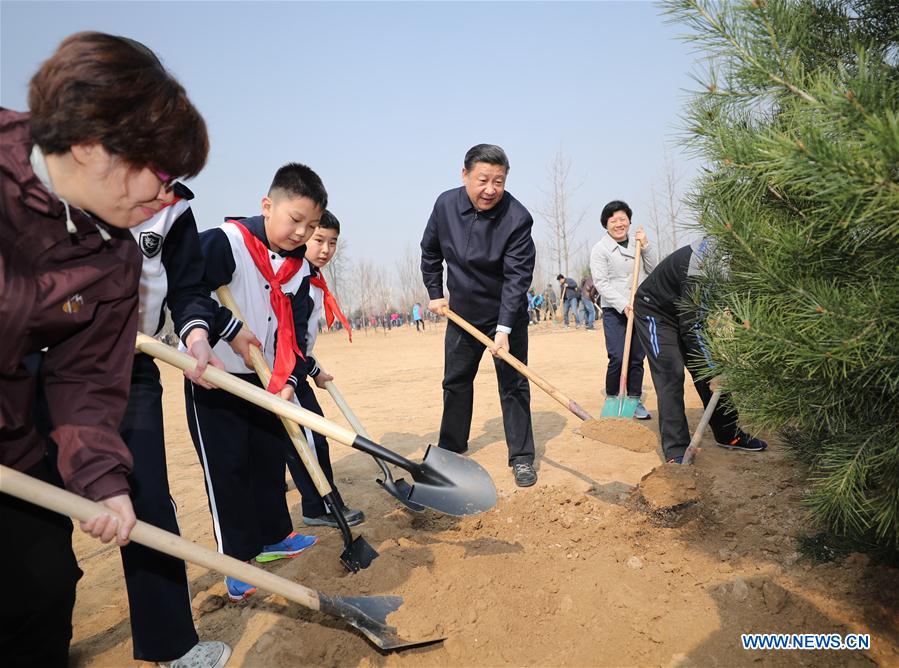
top-left (287, 210), bottom-right (364, 529)
top-left (184, 163), bottom-right (325, 601)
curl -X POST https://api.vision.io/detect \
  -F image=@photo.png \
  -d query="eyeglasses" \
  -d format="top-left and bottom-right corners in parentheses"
top-left (150, 166), bottom-right (176, 193)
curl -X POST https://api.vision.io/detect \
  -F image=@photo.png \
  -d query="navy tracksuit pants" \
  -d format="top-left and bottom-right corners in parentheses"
top-left (185, 373), bottom-right (293, 563)
top-left (284, 379), bottom-right (345, 518)
top-left (439, 316), bottom-right (535, 465)
top-left (634, 303), bottom-right (744, 460)
top-left (119, 354), bottom-right (198, 661)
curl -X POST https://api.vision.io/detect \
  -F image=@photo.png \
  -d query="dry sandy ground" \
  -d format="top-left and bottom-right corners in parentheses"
top-left (69, 322), bottom-right (898, 667)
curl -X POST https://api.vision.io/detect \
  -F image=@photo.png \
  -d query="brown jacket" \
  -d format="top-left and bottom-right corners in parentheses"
top-left (0, 109), bottom-right (138, 501)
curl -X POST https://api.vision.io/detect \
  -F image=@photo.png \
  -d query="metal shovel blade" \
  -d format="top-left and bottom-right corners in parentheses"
top-left (340, 537), bottom-right (379, 573)
top-left (407, 445), bottom-right (498, 516)
top-left (377, 475), bottom-right (427, 513)
top-left (600, 395), bottom-right (639, 418)
top-left (318, 593), bottom-right (445, 651)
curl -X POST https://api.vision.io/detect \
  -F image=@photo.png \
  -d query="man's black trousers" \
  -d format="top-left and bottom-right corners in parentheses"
top-left (119, 353), bottom-right (198, 662)
top-left (439, 317), bottom-right (535, 465)
top-left (284, 379), bottom-right (345, 518)
top-left (185, 374), bottom-right (293, 562)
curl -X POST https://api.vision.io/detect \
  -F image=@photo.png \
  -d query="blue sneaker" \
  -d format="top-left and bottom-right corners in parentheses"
top-left (633, 401), bottom-right (651, 420)
top-left (667, 456), bottom-right (684, 464)
top-left (225, 576), bottom-right (257, 602)
top-left (255, 531), bottom-right (318, 564)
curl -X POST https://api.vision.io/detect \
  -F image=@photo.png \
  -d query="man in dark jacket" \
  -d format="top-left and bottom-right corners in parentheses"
top-left (421, 144), bottom-right (538, 487)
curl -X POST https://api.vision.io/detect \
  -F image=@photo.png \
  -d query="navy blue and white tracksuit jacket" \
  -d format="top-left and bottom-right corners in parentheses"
top-left (129, 183), bottom-right (238, 343)
top-left (198, 216), bottom-right (314, 388)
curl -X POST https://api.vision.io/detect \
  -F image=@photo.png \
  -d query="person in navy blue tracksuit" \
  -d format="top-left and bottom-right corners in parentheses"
top-left (420, 144), bottom-right (538, 488)
top-left (122, 183), bottom-right (245, 664)
top-left (634, 239), bottom-right (768, 463)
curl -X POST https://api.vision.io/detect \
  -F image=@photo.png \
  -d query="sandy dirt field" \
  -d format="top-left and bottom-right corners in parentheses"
top-left (68, 322), bottom-right (898, 667)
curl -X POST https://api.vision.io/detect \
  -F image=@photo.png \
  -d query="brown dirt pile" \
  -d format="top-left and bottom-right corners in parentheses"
top-left (580, 417), bottom-right (658, 452)
top-left (637, 463), bottom-right (702, 510)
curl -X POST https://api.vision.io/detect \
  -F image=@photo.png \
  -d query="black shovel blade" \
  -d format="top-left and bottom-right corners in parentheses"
top-left (377, 475), bottom-right (426, 513)
top-left (318, 593), bottom-right (444, 651)
top-left (340, 536), bottom-right (379, 573)
top-left (407, 444), bottom-right (498, 516)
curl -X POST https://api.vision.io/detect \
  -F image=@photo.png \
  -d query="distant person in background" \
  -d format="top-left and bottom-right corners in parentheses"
top-left (544, 284), bottom-right (558, 320)
top-left (412, 302), bottom-right (424, 331)
top-left (527, 288), bottom-right (538, 325)
top-left (556, 274), bottom-right (581, 328)
top-left (579, 276), bottom-right (598, 330)
top-left (590, 200), bottom-right (656, 420)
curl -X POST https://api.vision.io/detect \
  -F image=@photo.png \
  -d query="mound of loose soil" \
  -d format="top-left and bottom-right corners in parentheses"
top-left (66, 326), bottom-right (898, 667)
top-left (580, 417), bottom-right (658, 452)
top-left (637, 463), bottom-right (701, 510)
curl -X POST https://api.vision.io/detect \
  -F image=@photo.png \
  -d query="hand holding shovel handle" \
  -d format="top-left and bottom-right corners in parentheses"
top-left (441, 307), bottom-right (593, 420)
top-left (215, 286), bottom-right (377, 572)
top-left (0, 465), bottom-right (435, 650)
top-left (135, 334), bottom-right (497, 516)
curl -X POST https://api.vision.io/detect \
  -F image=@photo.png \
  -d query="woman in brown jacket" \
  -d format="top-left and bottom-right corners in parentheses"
top-left (0, 32), bottom-right (208, 666)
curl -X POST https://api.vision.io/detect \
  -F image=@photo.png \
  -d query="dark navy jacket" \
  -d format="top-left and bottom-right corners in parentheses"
top-left (420, 187), bottom-right (536, 329)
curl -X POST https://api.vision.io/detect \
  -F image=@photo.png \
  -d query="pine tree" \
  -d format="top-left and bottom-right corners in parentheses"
top-left (663, 0), bottom-right (899, 551)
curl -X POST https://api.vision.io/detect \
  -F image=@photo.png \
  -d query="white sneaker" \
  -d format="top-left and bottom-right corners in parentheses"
top-left (161, 641), bottom-right (232, 668)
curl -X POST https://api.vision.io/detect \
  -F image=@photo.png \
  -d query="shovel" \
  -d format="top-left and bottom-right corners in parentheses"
top-left (682, 379), bottom-right (724, 465)
top-left (601, 241), bottom-right (643, 419)
top-left (136, 334), bottom-right (496, 517)
top-left (442, 308), bottom-right (593, 421)
top-left (322, 377), bottom-right (425, 513)
top-left (216, 287), bottom-right (376, 572)
top-left (0, 465), bottom-right (440, 650)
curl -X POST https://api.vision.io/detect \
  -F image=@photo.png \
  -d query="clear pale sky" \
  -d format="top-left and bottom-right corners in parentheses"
top-left (1, 0), bottom-right (702, 273)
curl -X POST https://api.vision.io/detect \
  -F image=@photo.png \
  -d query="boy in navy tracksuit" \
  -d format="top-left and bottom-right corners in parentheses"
top-left (122, 183), bottom-right (242, 665)
top-left (185, 164), bottom-right (327, 601)
top-left (634, 238), bottom-right (767, 463)
top-left (283, 210), bottom-right (363, 528)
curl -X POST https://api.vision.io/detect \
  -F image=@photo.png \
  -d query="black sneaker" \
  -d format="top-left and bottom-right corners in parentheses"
top-left (512, 462), bottom-right (537, 487)
top-left (716, 435), bottom-right (767, 452)
top-left (303, 506), bottom-right (365, 528)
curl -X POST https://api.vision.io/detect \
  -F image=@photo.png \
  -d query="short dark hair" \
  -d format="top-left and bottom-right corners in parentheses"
top-left (463, 144), bottom-right (510, 172)
top-left (556, 274), bottom-right (565, 280)
top-left (29, 32), bottom-right (208, 179)
top-left (600, 200), bottom-right (632, 228)
top-left (268, 162), bottom-right (328, 209)
top-left (319, 209), bottom-right (340, 234)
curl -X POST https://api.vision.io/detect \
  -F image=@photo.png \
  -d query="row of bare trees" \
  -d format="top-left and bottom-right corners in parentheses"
top-left (321, 147), bottom-right (690, 320)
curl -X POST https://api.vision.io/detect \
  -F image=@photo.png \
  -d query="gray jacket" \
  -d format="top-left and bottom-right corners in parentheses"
top-left (589, 233), bottom-right (657, 313)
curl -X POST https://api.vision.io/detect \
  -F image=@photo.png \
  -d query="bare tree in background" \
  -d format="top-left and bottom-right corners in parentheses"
top-left (645, 150), bottom-right (684, 258)
top-left (394, 242), bottom-right (427, 314)
top-left (536, 147), bottom-right (587, 277)
top-left (322, 238), bottom-right (350, 303)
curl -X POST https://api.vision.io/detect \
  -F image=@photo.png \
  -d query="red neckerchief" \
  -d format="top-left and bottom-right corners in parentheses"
top-left (310, 273), bottom-right (353, 342)
top-left (232, 221), bottom-right (305, 393)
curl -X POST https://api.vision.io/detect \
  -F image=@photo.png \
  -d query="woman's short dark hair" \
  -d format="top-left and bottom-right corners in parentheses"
top-left (28, 32), bottom-right (208, 179)
top-left (463, 144), bottom-right (510, 172)
top-left (600, 200), bottom-right (632, 228)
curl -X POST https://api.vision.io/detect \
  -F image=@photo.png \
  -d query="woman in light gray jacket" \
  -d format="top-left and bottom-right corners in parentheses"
top-left (589, 200), bottom-right (657, 419)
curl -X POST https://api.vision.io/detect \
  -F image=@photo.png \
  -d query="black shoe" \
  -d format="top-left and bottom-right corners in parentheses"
top-left (512, 462), bottom-right (537, 487)
top-left (716, 434), bottom-right (767, 452)
top-left (303, 506), bottom-right (365, 528)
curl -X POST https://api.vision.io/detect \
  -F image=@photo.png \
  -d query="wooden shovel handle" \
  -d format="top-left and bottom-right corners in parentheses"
top-left (214, 287), bottom-right (332, 496)
top-left (617, 242), bottom-right (643, 396)
top-left (323, 380), bottom-right (371, 439)
top-left (135, 334), bottom-right (359, 450)
top-left (0, 464), bottom-right (322, 610)
top-left (442, 308), bottom-right (593, 421)
top-left (682, 388), bottom-right (722, 465)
